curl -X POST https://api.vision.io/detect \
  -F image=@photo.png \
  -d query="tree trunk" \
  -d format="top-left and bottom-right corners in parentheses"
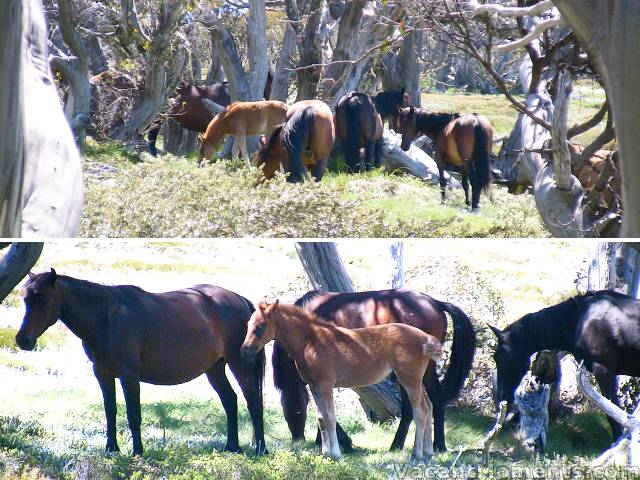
top-left (112, 0), bottom-right (188, 142)
top-left (52, 0), bottom-right (92, 148)
top-left (553, 0), bottom-right (640, 237)
top-left (588, 243), bottom-right (640, 294)
top-left (205, 30), bottom-right (225, 84)
top-left (11, 0), bottom-right (84, 237)
top-left (0, 0), bottom-right (24, 236)
top-left (0, 243), bottom-right (43, 303)
top-left (270, 23), bottom-right (296, 101)
top-left (247, 0), bottom-right (269, 101)
top-left (296, 0), bottom-right (324, 100)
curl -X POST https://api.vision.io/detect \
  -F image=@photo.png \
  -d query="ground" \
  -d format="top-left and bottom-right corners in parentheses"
top-left (1, 240), bottom-right (634, 479)
top-left (79, 84), bottom-right (611, 238)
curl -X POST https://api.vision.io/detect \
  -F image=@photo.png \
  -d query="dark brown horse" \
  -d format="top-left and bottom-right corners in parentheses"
top-left (241, 300), bottom-right (444, 461)
top-left (372, 88), bottom-right (410, 131)
top-left (334, 92), bottom-right (382, 173)
top-left (15, 269), bottom-right (267, 455)
top-left (272, 289), bottom-right (476, 452)
top-left (489, 290), bottom-right (640, 440)
top-left (397, 106), bottom-right (493, 211)
top-left (256, 100), bottom-right (335, 182)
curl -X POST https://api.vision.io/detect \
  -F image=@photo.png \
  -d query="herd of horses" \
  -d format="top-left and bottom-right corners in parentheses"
top-left (12, 270), bottom-right (640, 461)
top-left (153, 80), bottom-right (495, 210)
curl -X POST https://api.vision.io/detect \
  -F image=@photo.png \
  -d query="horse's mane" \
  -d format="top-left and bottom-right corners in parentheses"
top-left (294, 290), bottom-right (326, 308)
top-left (258, 124), bottom-right (284, 164)
top-left (279, 303), bottom-right (337, 328)
top-left (415, 109), bottom-right (460, 135)
top-left (373, 90), bottom-right (405, 118)
top-left (201, 108), bottom-right (229, 141)
top-left (507, 295), bottom-right (581, 351)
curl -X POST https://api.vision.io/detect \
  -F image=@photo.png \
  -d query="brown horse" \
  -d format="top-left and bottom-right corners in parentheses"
top-left (372, 89), bottom-right (410, 131)
top-left (256, 100), bottom-right (335, 182)
top-left (197, 100), bottom-right (288, 166)
top-left (273, 289), bottom-right (476, 453)
top-left (240, 300), bottom-right (444, 461)
top-left (15, 269), bottom-right (267, 456)
top-left (397, 106), bottom-right (493, 211)
top-left (334, 92), bottom-right (382, 172)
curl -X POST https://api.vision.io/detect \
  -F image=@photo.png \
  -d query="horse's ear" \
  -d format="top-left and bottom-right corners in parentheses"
top-left (258, 300), bottom-right (268, 311)
top-left (265, 299), bottom-right (280, 314)
top-left (488, 324), bottom-right (506, 342)
top-left (409, 105), bottom-right (415, 115)
top-left (27, 271), bottom-right (36, 280)
top-left (259, 135), bottom-right (267, 147)
top-left (45, 268), bottom-right (57, 285)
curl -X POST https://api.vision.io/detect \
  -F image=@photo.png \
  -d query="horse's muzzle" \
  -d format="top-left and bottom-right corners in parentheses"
top-left (15, 332), bottom-right (36, 351)
top-left (240, 345), bottom-right (257, 361)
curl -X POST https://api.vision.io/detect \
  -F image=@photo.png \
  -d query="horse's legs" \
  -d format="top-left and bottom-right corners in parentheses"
top-left (206, 360), bottom-right (241, 453)
top-left (310, 385), bottom-right (341, 459)
top-left (315, 422), bottom-right (354, 453)
top-left (470, 170), bottom-right (482, 211)
top-left (119, 375), bottom-right (143, 455)
top-left (364, 139), bottom-right (375, 171)
top-left (390, 384), bottom-right (413, 450)
top-left (462, 173), bottom-right (471, 207)
top-left (423, 367), bottom-right (447, 452)
top-left (147, 125), bottom-right (160, 157)
top-left (237, 134), bottom-right (251, 168)
top-left (402, 381), bottom-right (429, 462)
top-left (421, 392), bottom-right (434, 458)
top-left (593, 363), bottom-right (622, 439)
top-left (94, 366), bottom-right (119, 453)
top-left (227, 357), bottom-right (268, 455)
top-left (436, 157), bottom-right (448, 203)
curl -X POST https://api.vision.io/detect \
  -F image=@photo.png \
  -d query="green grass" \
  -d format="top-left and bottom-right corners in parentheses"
top-left (80, 154), bottom-right (548, 238)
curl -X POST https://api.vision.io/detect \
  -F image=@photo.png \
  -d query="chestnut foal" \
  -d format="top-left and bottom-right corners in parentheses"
top-left (240, 300), bottom-right (444, 462)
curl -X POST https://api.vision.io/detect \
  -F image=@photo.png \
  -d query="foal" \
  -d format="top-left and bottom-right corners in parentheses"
top-left (240, 300), bottom-right (444, 461)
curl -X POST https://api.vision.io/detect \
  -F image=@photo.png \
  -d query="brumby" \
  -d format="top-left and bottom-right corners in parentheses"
top-left (240, 300), bottom-right (444, 462)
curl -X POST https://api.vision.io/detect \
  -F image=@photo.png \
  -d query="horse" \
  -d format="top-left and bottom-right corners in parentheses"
top-left (256, 100), bottom-right (335, 183)
top-left (240, 300), bottom-right (445, 461)
top-left (147, 73), bottom-right (273, 156)
top-left (272, 289), bottom-right (476, 452)
top-left (372, 88), bottom-right (410, 131)
top-left (489, 290), bottom-right (640, 440)
top-left (14, 269), bottom-right (268, 456)
top-left (334, 92), bottom-right (383, 173)
top-left (197, 100), bottom-right (288, 167)
top-left (397, 106), bottom-right (493, 211)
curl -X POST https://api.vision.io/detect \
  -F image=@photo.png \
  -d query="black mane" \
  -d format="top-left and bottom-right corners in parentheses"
top-left (373, 90), bottom-right (405, 119)
top-left (415, 110), bottom-right (460, 137)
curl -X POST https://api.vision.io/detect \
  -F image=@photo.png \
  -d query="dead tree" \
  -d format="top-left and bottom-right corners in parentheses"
top-left (0, 243), bottom-right (44, 303)
top-left (1, 0), bottom-right (83, 237)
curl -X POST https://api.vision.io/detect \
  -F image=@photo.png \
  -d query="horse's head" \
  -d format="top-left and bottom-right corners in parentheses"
top-left (15, 268), bottom-right (62, 351)
top-left (489, 324), bottom-right (530, 405)
top-left (240, 299), bottom-right (280, 361)
top-left (397, 106), bottom-right (418, 151)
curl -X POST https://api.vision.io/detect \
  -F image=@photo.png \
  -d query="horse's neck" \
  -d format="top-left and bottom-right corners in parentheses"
top-left (57, 277), bottom-right (109, 345)
top-left (273, 310), bottom-right (316, 359)
top-left (416, 110), bottom-right (450, 138)
top-left (519, 308), bottom-right (576, 353)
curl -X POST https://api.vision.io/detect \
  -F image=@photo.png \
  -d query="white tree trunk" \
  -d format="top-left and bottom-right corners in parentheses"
top-left (0, 242), bottom-right (43, 302)
top-left (554, 0), bottom-right (640, 237)
top-left (247, 0), bottom-right (268, 101)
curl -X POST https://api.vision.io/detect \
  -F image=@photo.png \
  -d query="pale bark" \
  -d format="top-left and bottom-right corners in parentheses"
top-left (270, 23), bottom-right (296, 101)
top-left (0, 0), bottom-right (24, 236)
top-left (0, 243), bottom-right (43, 303)
top-left (247, 0), bottom-right (269, 101)
top-left (296, 0), bottom-right (325, 100)
top-left (553, 0), bottom-right (640, 237)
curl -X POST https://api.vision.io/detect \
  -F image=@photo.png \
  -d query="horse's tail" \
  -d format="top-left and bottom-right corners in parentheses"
top-left (470, 121), bottom-right (491, 194)
top-left (342, 100), bottom-right (363, 172)
top-left (283, 106), bottom-right (316, 182)
top-left (272, 340), bottom-right (308, 440)
top-left (434, 300), bottom-right (476, 404)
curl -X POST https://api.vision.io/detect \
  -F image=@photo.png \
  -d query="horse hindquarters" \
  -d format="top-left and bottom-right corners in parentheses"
top-left (469, 122), bottom-right (491, 210)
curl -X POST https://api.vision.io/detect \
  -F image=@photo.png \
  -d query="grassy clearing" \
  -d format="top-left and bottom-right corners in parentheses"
top-left (81, 149), bottom-right (547, 238)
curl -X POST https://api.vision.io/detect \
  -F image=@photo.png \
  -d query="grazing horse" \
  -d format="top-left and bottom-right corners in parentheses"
top-left (272, 289), bottom-right (476, 452)
top-left (241, 300), bottom-right (444, 461)
top-left (334, 92), bottom-right (382, 172)
top-left (397, 106), bottom-right (493, 210)
top-left (15, 269), bottom-right (267, 456)
top-left (489, 290), bottom-right (640, 440)
top-left (197, 100), bottom-right (288, 166)
top-left (256, 100), bottom-right (335, 182)
top-left (372, 88), bottom-right (410, 131)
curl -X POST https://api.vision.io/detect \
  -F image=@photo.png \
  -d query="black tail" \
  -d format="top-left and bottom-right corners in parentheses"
top-left (283, 106), bottom-right (316, 183)
top-left (434, 300), bottom-right (476, 404)
top-left (342, 102), bottom-right (364, 172)
top-left (470, 122), bottom-right (491, 194)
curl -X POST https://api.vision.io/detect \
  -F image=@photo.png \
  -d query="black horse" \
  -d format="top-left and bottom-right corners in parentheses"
top-left (490, 290), bottom-right (640, 439)
top-left (272, 289), bottom-right (476, 452)
top-left (371, 88), bottom-right (410, 131)
top-left (334, 92), bottom-right (382, 173)
top-left (15, 269), bottom-right (267, 455)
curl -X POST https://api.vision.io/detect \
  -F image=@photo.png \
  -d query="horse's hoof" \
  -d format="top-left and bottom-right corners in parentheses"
top-left (434, 445), bottom-right (447, 453)
top-left (105, 444), bottom-right (119, 454)
top-left (471, 207), bottom-right (480, 213)
top-left (255, 444), bottom-right (269, 456)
